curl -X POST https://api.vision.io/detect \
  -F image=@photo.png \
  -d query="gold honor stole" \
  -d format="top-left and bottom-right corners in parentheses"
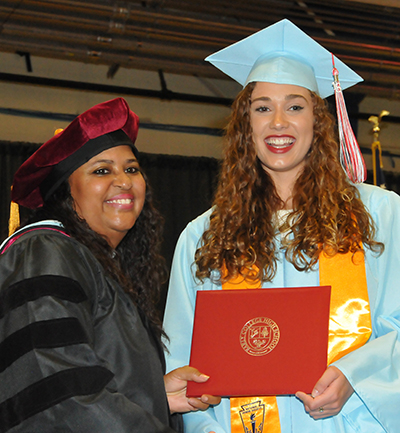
top-left (223, 249), bottom-right (371, 433)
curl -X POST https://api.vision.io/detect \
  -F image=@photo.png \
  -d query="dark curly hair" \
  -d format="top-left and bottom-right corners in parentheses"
top-left (25, 170), bottom-right (168, 344)
top-left (195, 82), bottom-right (384, 284)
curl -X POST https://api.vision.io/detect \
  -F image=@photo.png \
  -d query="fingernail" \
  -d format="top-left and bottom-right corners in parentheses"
top-left (201, 395), bottom-right (209, 402)
top-left (200, 374), bottom-right (210, 380)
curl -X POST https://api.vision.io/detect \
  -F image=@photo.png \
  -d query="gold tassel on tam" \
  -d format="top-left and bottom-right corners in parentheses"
top-left (8, 200), bottom-right (20, 236)
top-left (8, 128), bottom-right (64, 237)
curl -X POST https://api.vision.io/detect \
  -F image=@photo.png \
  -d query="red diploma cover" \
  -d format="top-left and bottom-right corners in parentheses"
top-left (187, 286), bottom-right (331, 397)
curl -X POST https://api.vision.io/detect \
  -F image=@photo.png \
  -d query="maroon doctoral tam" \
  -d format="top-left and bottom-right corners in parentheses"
top-left (11, 97), bottom-right (140, 209)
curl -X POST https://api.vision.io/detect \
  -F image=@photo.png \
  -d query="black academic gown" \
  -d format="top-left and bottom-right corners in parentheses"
top-left (0, 223), bottom-right (181, 432)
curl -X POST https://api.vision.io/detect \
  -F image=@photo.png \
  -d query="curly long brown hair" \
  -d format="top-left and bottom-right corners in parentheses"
top-left (195, 82), bottom-right (383, 284)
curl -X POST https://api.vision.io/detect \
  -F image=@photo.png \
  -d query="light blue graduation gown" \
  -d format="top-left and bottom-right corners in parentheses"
top-left (163, 183), bottom-right (400, 433)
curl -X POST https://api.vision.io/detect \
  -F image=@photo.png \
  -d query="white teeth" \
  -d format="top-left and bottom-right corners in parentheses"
top-left (107, 198), bottom-right (133, 204)
top-left (266, 137), bottom-right (294, 146)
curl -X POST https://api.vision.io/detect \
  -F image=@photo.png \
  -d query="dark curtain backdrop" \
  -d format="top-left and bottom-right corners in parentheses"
top-left (1, 140), bottom-right (400, 313)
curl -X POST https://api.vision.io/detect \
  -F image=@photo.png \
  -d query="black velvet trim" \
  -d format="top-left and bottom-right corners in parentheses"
top-left (0, 318), bottom-right (88, 373)
top-left (170, 413), bottom-right (184, 433)
top-left (0, 275), bottom-right (88, 320)
top-left (0, 366), bottom-right (114, 432)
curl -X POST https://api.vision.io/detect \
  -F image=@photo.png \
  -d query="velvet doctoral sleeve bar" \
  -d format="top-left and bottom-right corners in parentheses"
top-left (0, 226), bottom-right (178, 433)
top-left (163, 183), bottom-right (400, 433)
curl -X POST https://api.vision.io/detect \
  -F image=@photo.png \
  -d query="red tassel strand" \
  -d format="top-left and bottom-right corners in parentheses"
top-left (332, 55), bottom-right (366, 183)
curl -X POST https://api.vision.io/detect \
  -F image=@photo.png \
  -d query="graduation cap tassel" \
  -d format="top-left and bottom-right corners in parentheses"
top-left (332, 54), bottom-right (366, 183)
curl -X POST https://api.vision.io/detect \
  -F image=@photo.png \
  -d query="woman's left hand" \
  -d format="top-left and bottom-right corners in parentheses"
top-left (295, 366), bottom-right (354, 419)
top-left (164, 366), bottom-right (221, 414)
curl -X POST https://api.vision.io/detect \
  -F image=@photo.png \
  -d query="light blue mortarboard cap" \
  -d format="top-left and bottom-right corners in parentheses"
top-left (205, 19), bottom-right (363, 99)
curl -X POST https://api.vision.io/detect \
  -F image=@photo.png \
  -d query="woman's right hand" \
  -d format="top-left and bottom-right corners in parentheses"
top-left (295, 366), bottom-right (354, 419)
top-left (164, 366), bottom-right (221, 414)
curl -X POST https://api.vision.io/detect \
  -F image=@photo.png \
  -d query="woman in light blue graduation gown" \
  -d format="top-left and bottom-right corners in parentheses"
top-left (163, 19), bottom-right (400, 433)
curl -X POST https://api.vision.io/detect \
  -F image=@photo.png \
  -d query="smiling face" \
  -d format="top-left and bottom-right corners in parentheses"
top-left (68, 145), bottom-right (146, 249)
top-left (249, 82), bottom-right (315, 187)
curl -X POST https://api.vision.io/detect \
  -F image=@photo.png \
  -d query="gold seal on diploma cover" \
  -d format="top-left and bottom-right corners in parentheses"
top-left (240, 317), bottom-right (280, 357)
